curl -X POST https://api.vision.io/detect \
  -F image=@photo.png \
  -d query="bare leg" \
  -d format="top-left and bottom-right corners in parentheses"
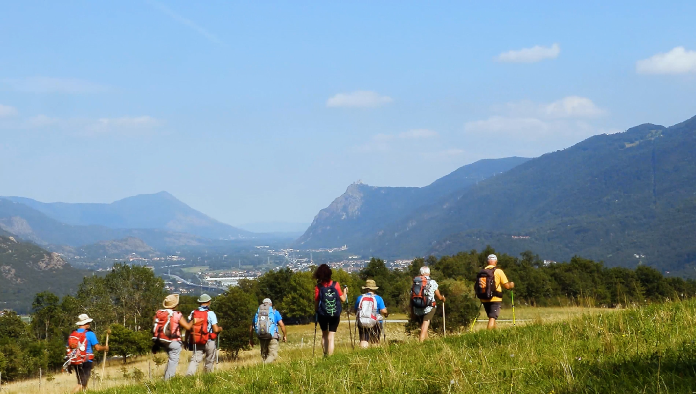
top-left (327, 332), bottom-right (336, 355)
top-left (321, 330), bottom-right (329, 355)
top-left (419, 320), bottom-right (430, 342)
top-left (487, 318), bottom-right (496, 330)
top-left (360, 340), bottom-right (369, 348)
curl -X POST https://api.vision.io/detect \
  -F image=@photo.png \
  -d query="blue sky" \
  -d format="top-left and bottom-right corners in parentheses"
top-left (1, 1), bottom-right (696, 228)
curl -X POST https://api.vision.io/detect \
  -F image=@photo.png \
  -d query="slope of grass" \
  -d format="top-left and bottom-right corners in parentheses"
top-left (86, 300), bottom-right (696, 394)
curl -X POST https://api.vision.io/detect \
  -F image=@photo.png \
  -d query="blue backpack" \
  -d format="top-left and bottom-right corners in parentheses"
top-left (318, 281), bottom-right (342, 317)
top-left (255, 304), bottom-right (277, 339)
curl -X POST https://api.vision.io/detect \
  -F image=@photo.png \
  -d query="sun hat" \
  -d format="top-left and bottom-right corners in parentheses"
top-left (197, 294), bottom-right (212, 303)
top-left (75, 313), bottom-right (93, 326)
top-left (487, 254), bottom-right (498, 261)
top-left (262, 298), bottom-right (272, 305)
top-left (362, 279), bottom-right (379, 290)
top-left (163, 294), bottom-right (180, 309)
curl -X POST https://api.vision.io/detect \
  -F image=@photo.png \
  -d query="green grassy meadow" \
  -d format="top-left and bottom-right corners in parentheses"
top-left (88, 300), bottom-right (696, 394)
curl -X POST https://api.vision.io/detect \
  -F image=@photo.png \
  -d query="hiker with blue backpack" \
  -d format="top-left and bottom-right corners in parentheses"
top-left (475, 254), bottom-right (514, 330)
top-left (250, 298), bottom-right (287, 363)
top-left (410, 266), bottom-right (446, 342)
top-left (314, 264), bottom-right (347, 357)
top-left (186, 294), bottom-right (223, 375)
top-left (64, 313), bottom-right (109, 393)
top-left (353, 279), bottom-right (388, 348)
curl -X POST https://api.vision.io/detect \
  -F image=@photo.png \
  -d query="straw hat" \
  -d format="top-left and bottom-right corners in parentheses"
top-left (163, 294), bottom-right (180, 309)
top-left (362, 279), bottom-right (379, 290)
top-left (75, 313), bottom-right (93, 326)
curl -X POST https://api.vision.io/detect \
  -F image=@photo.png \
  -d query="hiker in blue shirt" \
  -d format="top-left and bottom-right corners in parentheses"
top-left (353, 279), bottom-right (389, 348)
top-left (186, 294), bottom-right (223, 375)
top-left (69, 314), bottom-right (108, 393)
top-left (249, 298), bottom-right (287, 363)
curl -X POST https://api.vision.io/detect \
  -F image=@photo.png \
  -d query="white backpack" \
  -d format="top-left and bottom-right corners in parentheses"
top-left (357, 294), bottom-right (379, 328)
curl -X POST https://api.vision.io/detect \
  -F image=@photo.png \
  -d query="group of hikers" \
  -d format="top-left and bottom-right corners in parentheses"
top-left (64, 254), bottom-right (514, 391)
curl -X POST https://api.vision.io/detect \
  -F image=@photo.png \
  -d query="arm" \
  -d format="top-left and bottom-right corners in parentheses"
top-left (212, 323), bottom-right (222, 334)
top-left (380, 308), bottom-right (389, 317)
top-left (340, 286), bottom-right (348, 303)
top-left (503, 282), bottom-right (515, 290)
top-left (178, 315), bottom-right (193, 331)
top-left (94, 344), bottom-right (109, 352)
top-left (434, 289), bottom-right (446, 302)
top-left (278, 320), bottom-right (287, 342)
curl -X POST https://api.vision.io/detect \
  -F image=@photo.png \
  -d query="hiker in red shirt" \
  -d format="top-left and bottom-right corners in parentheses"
top-left (314, 264), bottom-right (347, 356)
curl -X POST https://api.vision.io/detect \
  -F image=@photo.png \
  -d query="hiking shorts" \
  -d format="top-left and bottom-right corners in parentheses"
top-left (358, 324), bottom-right (382, 343)
top-left (415, 307), bottom-right (437, 323)
top-left (483, 301), bottom-right (501, 319)
top-left (72, 361), bottom-right (93, 387)
top-left (318, 314), bottom-right (341, 332)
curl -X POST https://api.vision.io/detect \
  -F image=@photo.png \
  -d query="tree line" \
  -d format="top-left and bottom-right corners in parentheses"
top-left (2, 248), bottom-right (695, 382)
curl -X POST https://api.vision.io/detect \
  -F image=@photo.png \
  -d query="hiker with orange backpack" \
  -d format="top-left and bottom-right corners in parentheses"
top-left (65, 314), bottom-right (109, 393)
top-left (186, 294), bottom-right (223, 375)
top-left (353, 279), bottom-right (388, 348)
top-left (475, 254), bottom-right (514, 330)
top-left (410, 266), bottom-right (445, 342)
top-left (249, 298), bottom-right (287, 363)
top-left (152, 294), bottom-right (193, 380)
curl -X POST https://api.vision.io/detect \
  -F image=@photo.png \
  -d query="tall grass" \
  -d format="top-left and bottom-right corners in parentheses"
top-left (93, 300), bottom-right (696, 393)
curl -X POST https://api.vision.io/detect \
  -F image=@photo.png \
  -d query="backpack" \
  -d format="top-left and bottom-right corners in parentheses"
top-left (64, 330), bottom-right (93, 366)
top-left (411, 276), bottom-right (435, 308)
top-left (357, 294), bottom-right (379, 328)
top-left (152, 309), bottom-right (181, 343)
top-left (318, 281), bottom-right (343, 317)
top-left (189, 309), bottom-right (214, 346)
top-left (474, 267), bottom-right (503, 300)
top-left (255, 304), bottom-right (277, 339)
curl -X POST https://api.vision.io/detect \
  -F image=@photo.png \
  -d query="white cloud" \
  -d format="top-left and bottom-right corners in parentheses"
top-left (636, 47), bottom-right (696, 75)
top-left (399, 129), bottom-right (438, 139)
top-left (542, 96), bottom-right (605, 118)
top-left (3, 77), bottom-right (109, 94)
top-left (496, 43), bottom-right (560, 63)
top-left (465, 116), bottom-right (550, 135)
top-left (148, 0), bottom-right (224, 45)
top-left (326, 91), bottom-right (393, 108)
top-left (19, 115), bottom-right (162, 136)
top-left (0, 104), bottom-right (18, 118)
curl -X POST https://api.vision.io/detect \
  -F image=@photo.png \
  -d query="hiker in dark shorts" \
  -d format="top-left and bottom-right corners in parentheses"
top-left (481, 254), bottom-right (514, 329)
top-left (69, 314), bottom-right (109, 393)
top-left (411, 266), bottom-right (445, 342)
top-left (314, 264), bottom-right (347, 356)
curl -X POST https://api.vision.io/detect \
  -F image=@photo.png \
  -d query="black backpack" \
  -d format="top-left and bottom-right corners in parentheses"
top-left (318, 281), bottom-right (342, 317)
top-left (474, 267), bottom-right (503, 300)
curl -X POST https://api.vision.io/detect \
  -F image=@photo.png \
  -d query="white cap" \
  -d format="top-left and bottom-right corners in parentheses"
top-left (487, 254), bottom-right (498, 261)
top-left (262, 298), bottom-right (272, 305)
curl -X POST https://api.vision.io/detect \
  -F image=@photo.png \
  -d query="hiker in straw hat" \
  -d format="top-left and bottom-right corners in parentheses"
top-left (353, 279), bottom-right (388, 348)
top-left (152, 294), bottom-right (193, 380)
top-left (69, 314), bottom-right (109, 393)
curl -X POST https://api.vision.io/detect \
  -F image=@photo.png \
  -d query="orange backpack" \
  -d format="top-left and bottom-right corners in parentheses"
top-left (189, 309), bottom-right (216, 345)
top-left (65, 330), bottom-right (93, 366)
top-left (152, 309), bottom-right (181, 343)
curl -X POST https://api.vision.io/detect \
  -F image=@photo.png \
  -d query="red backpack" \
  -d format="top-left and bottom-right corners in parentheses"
top-left (65, 330), bottom-right (93, 366)
top-left (189, 309), bottom-right (216, 345)
top-left (152, 309), bottom-right (181, 343)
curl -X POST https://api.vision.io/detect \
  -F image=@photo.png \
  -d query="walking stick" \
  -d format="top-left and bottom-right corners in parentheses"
top-left (101, 329), bottom-right (111, 379)
top-left (442, 300), bottom-right (446, 337)
top-left (470, 303), bottom-right (484, 332)
top-left (214, 334), bottom-right (219, 372)
top-left (511, 290), bottom-right (516, 327)
top-left (312, 313), bottom-right (318, 357)
top-left (345, 287), bottom-right (355, 350)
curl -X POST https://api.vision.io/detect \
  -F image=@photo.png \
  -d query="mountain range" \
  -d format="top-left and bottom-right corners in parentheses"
top-left (300, 115), bottom-right (696, 276)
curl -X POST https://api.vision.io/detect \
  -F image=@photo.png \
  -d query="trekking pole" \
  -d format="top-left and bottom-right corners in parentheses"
top-left (345, 287), bottom-right (355, 350)
top-left (511, 290), bottom-right (516, 327)
top-left (312, 313), bottom-right (318, 357)
top-left (442, 300), bottom-right (446, 338)
top-left (214, 334), bottom-right (220, 372)
top-left (470, 303), bottom-right (483, 332)
top-left (101, 329), bottom-right (111, 380)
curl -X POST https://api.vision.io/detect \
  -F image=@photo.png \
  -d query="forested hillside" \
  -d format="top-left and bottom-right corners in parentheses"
top-left (0, 235), bottom-right (86, 312)
top-left (298, 157), bottom-right (529, 249)
top-left (358, 115), bottom-right (696, 275)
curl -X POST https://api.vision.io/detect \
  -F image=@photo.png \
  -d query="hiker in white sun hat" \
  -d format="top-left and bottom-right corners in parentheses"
top-left (67, 314), bottom-right (109, 393)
